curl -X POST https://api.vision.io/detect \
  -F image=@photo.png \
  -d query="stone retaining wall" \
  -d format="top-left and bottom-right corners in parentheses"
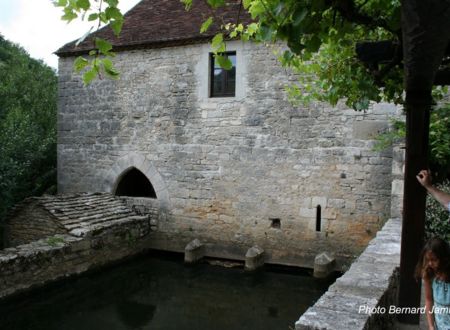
top-left (0, 216), bottom-right (151, 299)
top-left (296, 217), bottom-right (401, 329)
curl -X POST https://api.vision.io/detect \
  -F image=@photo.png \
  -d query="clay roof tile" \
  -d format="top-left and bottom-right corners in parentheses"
top-left (56, 0), bottom-right (251, 56)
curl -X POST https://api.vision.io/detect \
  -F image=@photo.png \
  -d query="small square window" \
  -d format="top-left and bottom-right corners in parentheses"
top-left (210, 52), bottom-right (236, 97)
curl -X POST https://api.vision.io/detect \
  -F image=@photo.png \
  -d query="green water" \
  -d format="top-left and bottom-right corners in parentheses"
top-left (0, 252), bottom-right (335, 330)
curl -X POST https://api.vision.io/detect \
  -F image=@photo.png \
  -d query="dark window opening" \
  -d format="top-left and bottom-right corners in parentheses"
top-left (270, 218), bottom-right (281, 229)
top-left (210, 52), bottom-right (236, 97)
top-left (115, 168), bottom-right (157, 198)
top-left (316, 205), bottom-right (321, 232)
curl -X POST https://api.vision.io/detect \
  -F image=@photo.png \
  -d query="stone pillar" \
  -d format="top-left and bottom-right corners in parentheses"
top-left (313, 252), bottom-right (336, 278)
top-left (184, 239), bottom-right (205, 264)
top-left (245, 245), bottom-right (265, 271)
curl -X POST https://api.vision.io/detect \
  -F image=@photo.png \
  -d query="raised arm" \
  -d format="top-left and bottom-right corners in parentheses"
top-left (417, 170), bottom-right (450, 211)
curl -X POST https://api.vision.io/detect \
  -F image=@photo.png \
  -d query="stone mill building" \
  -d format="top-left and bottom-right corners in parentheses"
top-left (53, 0), bottom-right (402, 270)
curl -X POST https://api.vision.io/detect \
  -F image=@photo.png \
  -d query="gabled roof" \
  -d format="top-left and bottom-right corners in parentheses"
top-left (9, 193), bottom-right (149, 237)
top-left (56, 0), bottom-right (250, 56)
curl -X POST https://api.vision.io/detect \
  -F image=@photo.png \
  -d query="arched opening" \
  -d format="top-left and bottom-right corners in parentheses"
top-left (115, 168), bottom-right (157, 198)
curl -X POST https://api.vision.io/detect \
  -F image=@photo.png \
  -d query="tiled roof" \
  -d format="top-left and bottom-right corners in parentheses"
top-left (16, 193), bottom-right (149, 237)
top-left (56, 0), bottom-right (250, 56)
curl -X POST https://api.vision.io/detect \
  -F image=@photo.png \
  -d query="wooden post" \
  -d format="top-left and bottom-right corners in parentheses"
top-left (397, 91), bottom-right (431, 324)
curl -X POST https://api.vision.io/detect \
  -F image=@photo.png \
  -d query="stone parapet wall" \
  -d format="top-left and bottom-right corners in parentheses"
top-left (295, 218), bottom-right (401, 329)
top-left (0, 217), bottom-right (151, 299)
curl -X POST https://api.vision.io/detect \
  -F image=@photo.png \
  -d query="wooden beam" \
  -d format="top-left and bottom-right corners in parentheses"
top-left (397, 91), bottom-right (431, 324)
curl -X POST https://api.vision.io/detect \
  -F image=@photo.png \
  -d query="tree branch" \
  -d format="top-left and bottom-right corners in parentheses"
top-left (327, 0), bottom-right (397, 33)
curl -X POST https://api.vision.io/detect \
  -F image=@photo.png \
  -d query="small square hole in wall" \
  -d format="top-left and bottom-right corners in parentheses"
top-left (270, 218), bottom-right (281, 229)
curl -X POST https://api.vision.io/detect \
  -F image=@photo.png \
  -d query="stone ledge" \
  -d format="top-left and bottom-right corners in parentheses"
top-left (0, 216), bottom-right (152, 299)
top-left (296, 218), bottom-right (401, 330)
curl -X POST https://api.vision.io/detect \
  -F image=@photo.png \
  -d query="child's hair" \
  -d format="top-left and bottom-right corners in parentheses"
top-left (415, 237), bottom-right (450, 281)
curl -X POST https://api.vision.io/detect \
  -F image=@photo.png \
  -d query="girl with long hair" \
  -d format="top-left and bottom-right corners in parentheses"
top-left (416, 237), bottom-right (450, 330)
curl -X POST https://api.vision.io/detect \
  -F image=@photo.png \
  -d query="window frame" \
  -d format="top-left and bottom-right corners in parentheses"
top-left (209, 51), bottom-right (236, 98)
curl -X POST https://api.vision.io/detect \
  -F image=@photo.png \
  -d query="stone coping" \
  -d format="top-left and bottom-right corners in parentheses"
top-left (296, 218), bottom-right (401, 330)
top-left (0, 215), bottom-right (152, 299)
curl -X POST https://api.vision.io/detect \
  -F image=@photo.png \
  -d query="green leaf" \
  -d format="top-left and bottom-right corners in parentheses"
top-left (257, 25), bottom-right (275, 41)
top-left (211, 33), bottom-right (225, 53)
top-left (83, 68), bottom-right (97, 85)
top-left (104, 0), bottom-right (119, 7)
top-left (73, 56), bottom-right (89, 72)
top-left (110, 19), bottom-right (123, 36)
top-left (207, 0), bottom-right (225, 9)
top-left (243, 0), bottom-right (252, 9)
top-left (105, 7), bottom-right (123, 20)
top-left (99, 12), bottom-right (108, 23)
top-left (180, 0), bottom-right (192, 10)
top-left (95, 38), bottom-right (113, 55)
top-left (306, 35), bottom-right (322, 52)
top-left (200, 17), bottom-right (213, 33)
top-left (215, 55), bottom-right (232, 70)
top-left (88, 13), bottom-right (98, 21)
top-left (287, 40), bottom-right (305, 55)
top-left (246, 23), bottom-right (259, 36)
top-left (76, 0), bottom-right (90, 11)
top-left (61, 8), bottom-right (78, 22)
top-left (102, 59), bottom-right (120, 78)
top-left (53, 0), bottom-right (68, 7)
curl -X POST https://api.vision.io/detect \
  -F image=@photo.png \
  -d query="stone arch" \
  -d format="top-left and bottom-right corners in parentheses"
top-left (115, 167), bottom-right (157, 198)
top-left (102, 152), bottom-right (170, 210)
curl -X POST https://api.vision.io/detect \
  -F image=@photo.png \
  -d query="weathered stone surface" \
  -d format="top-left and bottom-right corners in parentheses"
top-left (296, 218), bottom-right (401, 330)
top-left (184, 238), bottom-right (205, 264)
top-left (0, 213), bottom-right (152, 299)
top-left (57, 41), bottom-right (402, 267)
top-left (245, 245), bottom-right (265, 271)
top-left (4, 193), bottom-right (152, 247)
top-left (313, 252), bottom-right (336, 278)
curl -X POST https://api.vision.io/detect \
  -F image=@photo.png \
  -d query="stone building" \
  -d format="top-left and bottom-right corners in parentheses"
top-left (54, 0), bottom-right (401, 269)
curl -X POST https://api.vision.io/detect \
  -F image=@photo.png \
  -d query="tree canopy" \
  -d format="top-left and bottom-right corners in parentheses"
top-left (0, 35), bottom-right (57, 247)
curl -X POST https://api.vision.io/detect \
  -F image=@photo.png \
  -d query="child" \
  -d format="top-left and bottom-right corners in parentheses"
top-left (416, 238), bottom-right (450, 330)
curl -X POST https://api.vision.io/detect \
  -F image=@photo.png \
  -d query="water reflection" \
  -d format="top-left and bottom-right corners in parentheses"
top-left (0, 252), bottom-right (335, 330)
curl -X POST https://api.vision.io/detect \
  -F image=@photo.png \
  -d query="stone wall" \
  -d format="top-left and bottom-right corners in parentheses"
top-left (0, 217), bottom-right (151, 299)
top-left (57, 41), bottom-right (401, 268)
top-left (4, 199), bottom-right (66, 248)
top-left (295, 218), bottom-right (401, 329)
top-left (295, 144), bottom-right (405, 329)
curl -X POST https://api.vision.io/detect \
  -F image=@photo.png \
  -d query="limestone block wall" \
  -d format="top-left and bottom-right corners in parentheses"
top-left (4, 199), bottom-right (66, 247)
top-left (0, 217), bottom-right (151, 299)
top-left (57, 41), bottom-right (401, 268)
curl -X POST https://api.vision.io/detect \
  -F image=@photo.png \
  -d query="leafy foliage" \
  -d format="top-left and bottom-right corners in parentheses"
top-left (53, 0), bottom-right (123, 84)
top-left (0, 35), bottom-right (57, 247)
top-left (425, 180), bottom-right (450, 240)
top-left (374, 103), bottom-right (450, 178)
top-left (193, 0), bottom-right (408, 110)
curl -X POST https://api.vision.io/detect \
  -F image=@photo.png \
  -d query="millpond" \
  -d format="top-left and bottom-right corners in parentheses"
top-left (0, 251), bottom-right (336, 330)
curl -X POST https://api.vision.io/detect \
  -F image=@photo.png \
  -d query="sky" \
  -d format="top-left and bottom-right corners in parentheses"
top-left (0, 0), bottom-right (141, 70)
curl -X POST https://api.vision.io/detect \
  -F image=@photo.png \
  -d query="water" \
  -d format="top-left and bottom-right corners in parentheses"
top-left (0, 252), bottom-right (335, 330)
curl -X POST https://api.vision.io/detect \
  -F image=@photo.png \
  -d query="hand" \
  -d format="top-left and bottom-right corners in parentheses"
top-left (417, 169), bottom-right (432, 189)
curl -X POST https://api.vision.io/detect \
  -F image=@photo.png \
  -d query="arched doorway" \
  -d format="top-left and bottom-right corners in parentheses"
top-left (115, 167), bottom-right (157, 198)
